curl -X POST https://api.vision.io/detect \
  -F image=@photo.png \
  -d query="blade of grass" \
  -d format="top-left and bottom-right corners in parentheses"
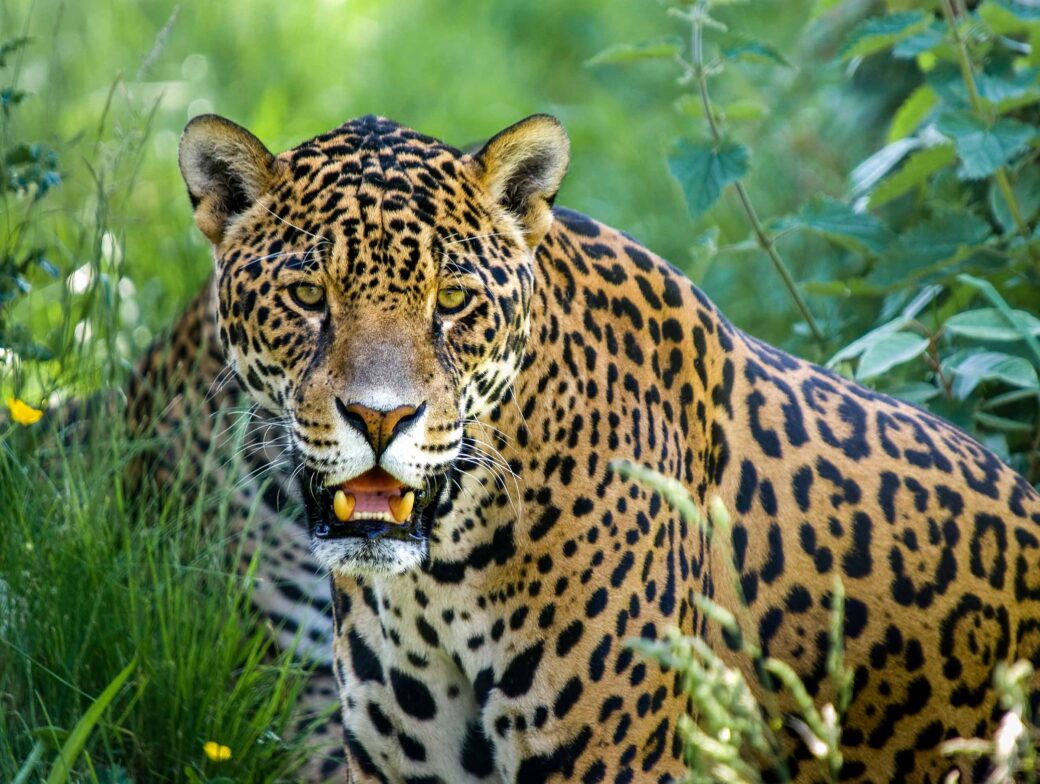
top-left (11, 740), bottom-right (45, 784)
top-left (45, 656), bottom-right (136, 784)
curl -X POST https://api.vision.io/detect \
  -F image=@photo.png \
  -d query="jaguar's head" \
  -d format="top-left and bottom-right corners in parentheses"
top-left (178, 114), bottom-right (569, 575)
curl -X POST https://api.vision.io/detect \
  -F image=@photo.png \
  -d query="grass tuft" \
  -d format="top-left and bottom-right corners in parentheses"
top-left (0, 413), bottom-right (315, 783)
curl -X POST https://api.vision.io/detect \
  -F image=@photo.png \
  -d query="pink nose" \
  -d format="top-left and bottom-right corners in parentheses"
top-left (336, 400), bottom-right (422, 455)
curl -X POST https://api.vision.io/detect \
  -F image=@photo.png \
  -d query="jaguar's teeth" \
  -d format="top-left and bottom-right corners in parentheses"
top-left (388, 491), bottom-right (415, 524)
top-left (333, 490), bottom-right (356, 522)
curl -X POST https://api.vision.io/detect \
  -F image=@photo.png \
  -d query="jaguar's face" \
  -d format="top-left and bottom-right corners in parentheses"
top-left (179, 114), bottom-right (569, 574)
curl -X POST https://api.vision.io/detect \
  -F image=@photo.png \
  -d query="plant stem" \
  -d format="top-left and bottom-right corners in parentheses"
top-left (941, 0), bottom-right (1037, 264)
top-left (689, 3), bottom-right (825, 346)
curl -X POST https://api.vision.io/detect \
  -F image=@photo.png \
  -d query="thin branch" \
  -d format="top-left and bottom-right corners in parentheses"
top-left (687, 2), bottom-right (825, 346)
top-left (941, 0), bottom-right (1037, 265)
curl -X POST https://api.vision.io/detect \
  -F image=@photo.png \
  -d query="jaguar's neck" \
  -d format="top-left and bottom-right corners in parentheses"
top-left (526, 209), bottom-right (731, 498)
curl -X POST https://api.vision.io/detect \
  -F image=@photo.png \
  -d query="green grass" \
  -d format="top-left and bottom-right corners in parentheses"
top-left (0, 413), bottom-right (315, 783)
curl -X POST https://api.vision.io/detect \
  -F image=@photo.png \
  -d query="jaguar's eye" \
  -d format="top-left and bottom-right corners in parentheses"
top-left (436, 287), bottom-right (470, 314)
top-left (289, 283), bottom-right (326, 310)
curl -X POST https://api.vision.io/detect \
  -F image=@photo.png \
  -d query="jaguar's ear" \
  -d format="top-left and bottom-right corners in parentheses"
top-left (473, 114), bottom-right (570, 249)
top-left (178, 114), bottom-right (275, 245)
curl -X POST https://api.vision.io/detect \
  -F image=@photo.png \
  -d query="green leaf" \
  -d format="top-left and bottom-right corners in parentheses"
top-left (838, 11), bottom-right (930, 61)
top-left (936, 111), bottom-right (1035, 180)
top-left (992, 87), bottom-right (1040, 115)
top-left (721, 98), bottom-right (768, 122)
top-left (803, 277), bottom-right (889, 297)
top-left (885, 210), bottom-right (991, 270)
top-left (980, 4), bottom-right (1029, 35)
top-left (925, 64), bottom-right (973, 108)
top-left (721, 37), bottom-right (790, 67)
top-left (868, 144), bottom-right (956, 208)
top-left (673, 95), bottom-right (766, 124)
top-left (891, 382), bottom-right (943, 405)
top-left (973, 411), bottom-right (1035, 434)
top-left (957, 273), bottom-right (1040, 366)
top-left (778, 197), bottom-right (891, 254)
top-left (811, 0), bottom-right (843, 21)
top-left (690, 225), bottom-right (720, 254)
top-left (30, 728), bottom-right (70, 750)
top-left (892, 22), bottom-right (946, 59)
top-left (856, 332), bottom-right (930, 380)
top-left (981, 388), bottom-right (1040, 410)
top-left (887, 84), bottom-right (938, 142)
top-left (988, 164), bottom-right (1040, 232)
top-left (945, 350), bottom-right (1039, 399)
top-left (12, 741), bottom-right (47, 784)
top-left (945, 307), bottom-right (1040, 342)
top-left (585, 37), bottom-right (682, 66)
top-left (666, 139), bottom-right (749, 219)
top-left (975, 69), bottom-right (1040, 113)
top-left (827, 286), bottom-right (941, 367)
top-left (992, 0), bottom-right (1040, 22)
top-left (673, 93), bottom-right (705, 118)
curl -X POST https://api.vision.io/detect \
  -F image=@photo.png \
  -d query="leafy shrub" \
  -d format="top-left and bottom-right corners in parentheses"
top-left (591, 0), bottom-right (1040, 485)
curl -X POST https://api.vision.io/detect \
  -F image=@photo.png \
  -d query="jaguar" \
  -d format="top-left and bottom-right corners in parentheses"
top-left (149, 110), bottom-right (1040, 782)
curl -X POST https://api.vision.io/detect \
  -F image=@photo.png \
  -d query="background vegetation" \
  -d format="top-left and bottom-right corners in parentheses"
top-left (1, 0), bottom-right (1038, 781)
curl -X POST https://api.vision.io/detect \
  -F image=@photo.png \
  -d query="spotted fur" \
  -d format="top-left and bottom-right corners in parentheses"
top-left (172, 112), bottom-right (1040, 783)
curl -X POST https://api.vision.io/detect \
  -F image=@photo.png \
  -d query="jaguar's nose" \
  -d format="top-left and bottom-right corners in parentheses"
top-left (335, 399), bottom-right (425, 456)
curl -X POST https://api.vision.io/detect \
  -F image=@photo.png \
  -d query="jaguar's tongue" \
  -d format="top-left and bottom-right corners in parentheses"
top-left (332, 468), bottom-right (415, 525)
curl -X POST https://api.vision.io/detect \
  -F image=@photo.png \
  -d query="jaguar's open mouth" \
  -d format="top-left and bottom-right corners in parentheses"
top-left (299, 465), bottom-right (444, 543)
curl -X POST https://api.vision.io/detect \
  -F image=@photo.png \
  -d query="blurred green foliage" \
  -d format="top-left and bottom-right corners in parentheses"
top-left (0, 0), bottom-right (890, 382)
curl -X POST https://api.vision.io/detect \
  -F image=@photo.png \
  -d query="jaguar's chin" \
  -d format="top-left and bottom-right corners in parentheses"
top-left (298, 463), bottom-right (448, 576)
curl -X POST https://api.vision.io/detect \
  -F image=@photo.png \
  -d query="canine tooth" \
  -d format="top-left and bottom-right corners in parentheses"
top-left (333, 490), bottom-right (356, 522)
top-left (388, 491), bottom-right (415, 524)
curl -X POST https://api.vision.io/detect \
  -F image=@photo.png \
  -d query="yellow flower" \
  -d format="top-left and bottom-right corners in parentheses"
top-left (6, 397), bottom-right (44, 426)
top-left (202, 741), bottom-right (232, 762)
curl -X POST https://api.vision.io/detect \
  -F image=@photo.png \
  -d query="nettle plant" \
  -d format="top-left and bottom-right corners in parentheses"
top-left (591, 0), bottom-right (1040, 486)
top-left (0, 36), bottom-right (62, 369)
